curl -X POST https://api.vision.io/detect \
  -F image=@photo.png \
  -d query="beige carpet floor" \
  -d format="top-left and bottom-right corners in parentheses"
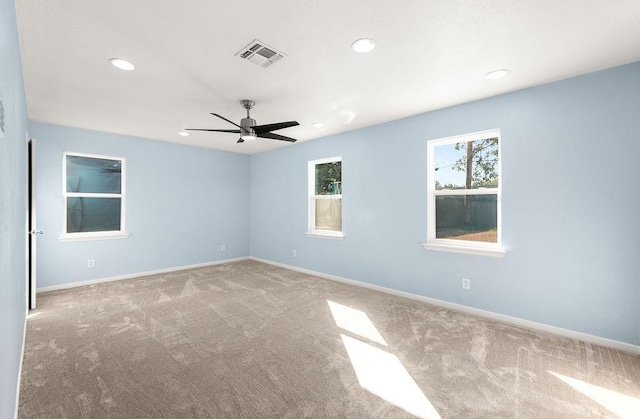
top-left (19, 260), bottom-right (640, 418)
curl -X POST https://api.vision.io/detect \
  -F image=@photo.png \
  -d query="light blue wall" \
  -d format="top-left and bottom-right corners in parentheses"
top-left (250, 62), bottom-right (640, 346)
top-left (29, 123), bottom-right (250, 288)
top-left (0, 0), bottom-right (28, 415)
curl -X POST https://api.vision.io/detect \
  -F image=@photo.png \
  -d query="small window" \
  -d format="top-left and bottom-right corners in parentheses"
top-left (61, 153), bottom-right (128, 241)
top-left (307, 156), bottom-right (343, 239)
top-left (424, 130), bottom-right (504, 256)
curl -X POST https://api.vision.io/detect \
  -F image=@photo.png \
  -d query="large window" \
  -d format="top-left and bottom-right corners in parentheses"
top-left (62, 152), bottom-right (127, 240)
top-left (424, 130), bottom-right (504, 256)
top-left (307, 156), bottom-right (343, 239)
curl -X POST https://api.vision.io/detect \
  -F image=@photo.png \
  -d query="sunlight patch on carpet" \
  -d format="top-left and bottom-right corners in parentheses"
top-left (328, 300), bottom-right (440, 418)
top-left (327, 300), bottom-right (387, 346)
top-left (549, 371), bottom-right (640, 419)
top-left (341, 335), bottom-right (441, 419)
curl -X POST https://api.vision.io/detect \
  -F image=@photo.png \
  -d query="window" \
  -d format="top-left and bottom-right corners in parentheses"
top-left (61, 152), bottom-right (128, 241)
top-left (424, 130), bottom-right (504, 256)
top-left (306, 156), bottom-right (343, 239)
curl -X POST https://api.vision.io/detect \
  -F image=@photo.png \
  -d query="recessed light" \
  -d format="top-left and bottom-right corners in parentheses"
top-left (312, 122), bottom-right (324, 128)
top-left (109, 58), bottom-right (135, 71)
top-left (351, 38), bottom-right (375, 53)
top-left (486, 69), bottom-right (510, 80)
top-left (178, 131), bottom-right (189, 137)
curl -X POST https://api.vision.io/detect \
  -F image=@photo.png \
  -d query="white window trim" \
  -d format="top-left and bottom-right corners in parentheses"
top-left (307, 156), bottom-right (344, 240)
top-left (304, 231), bottom-right (344, 240)
top-left (423, 129), bottom-right (505, 257)
top-left (60, 152), bottom-right (128, 242)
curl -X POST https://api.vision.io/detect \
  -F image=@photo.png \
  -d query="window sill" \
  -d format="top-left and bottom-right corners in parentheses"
top-left (305, 231), bottom-right (345, 240)
top-left (421, 242), bottom-right (506, 258)
top-left (59, 232), bottom-right (130, 242)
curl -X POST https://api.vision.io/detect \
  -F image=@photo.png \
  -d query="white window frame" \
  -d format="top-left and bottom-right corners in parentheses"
top-left (423, 129), bottom-right (505, 257)
top-left (305, 156), bottom-right (344, 240)
top-left (60, 152), bottom-right (129, 242)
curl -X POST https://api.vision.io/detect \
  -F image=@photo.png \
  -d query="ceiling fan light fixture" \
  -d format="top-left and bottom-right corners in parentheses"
top-left (351, 38), bottom-right (375, 53)
top-left (486, 69), bottom-right (510, 80)
top-left (109, 58), bottom-right (135, 71)
top-left (312, 122), bottom-right (324, 128)
top-left (178, 131), bottom-right (189, 137)
top-left (241, 128), bottom-right (257, 141)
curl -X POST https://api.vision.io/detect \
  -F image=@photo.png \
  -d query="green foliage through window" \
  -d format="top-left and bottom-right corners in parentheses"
top-left (453, 137), bottom-right (499, 188)
top-left (315, 162), bottom-right (342, 195)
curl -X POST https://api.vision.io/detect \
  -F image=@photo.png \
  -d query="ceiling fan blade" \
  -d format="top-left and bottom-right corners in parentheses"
top-left (185, 128), bottom-right (241, 133)
top-left (258, 132), bottom-right (297, 142)
top-left (253, 121), bottom-right (299, 134)
top-left (211, 113), bottom-right (243, 129)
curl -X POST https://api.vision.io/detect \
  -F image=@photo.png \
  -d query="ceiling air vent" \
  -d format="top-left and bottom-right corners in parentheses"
top-left (236, 39), bottom-right (286, 68)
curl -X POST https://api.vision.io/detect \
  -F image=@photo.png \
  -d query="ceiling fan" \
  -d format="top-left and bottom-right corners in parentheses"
top-left (186, 100), bottom-right (299, 143)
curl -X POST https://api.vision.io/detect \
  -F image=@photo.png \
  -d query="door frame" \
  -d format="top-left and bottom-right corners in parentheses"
top-left (27, 138), bottom-right (37, 309)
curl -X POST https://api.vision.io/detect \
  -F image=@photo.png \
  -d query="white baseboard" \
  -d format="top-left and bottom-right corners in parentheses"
top-left (37, 257), bottom-right (249, 293)
top-left (249, 257), bottom-right (640, 355)
top-left (15, 308), bottom-right (27, 419)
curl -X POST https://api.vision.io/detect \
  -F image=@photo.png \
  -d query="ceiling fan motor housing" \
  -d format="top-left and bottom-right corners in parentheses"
top-left (240, 117), bottom-right (257, 139)
top-left (240, 99), bottom-right (257, 138)
top-left (241, 117), bottom-right (256, 129)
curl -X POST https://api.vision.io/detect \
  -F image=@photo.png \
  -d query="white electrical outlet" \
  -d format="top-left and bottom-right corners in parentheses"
top-left (220, 245), bottom-right (226, 252)
top-left (292, 250), bottom-right (297, 258)
top-left (462, 278), bottom-right (471, 290)
top-left (87, 259), bottom-right (95, 268)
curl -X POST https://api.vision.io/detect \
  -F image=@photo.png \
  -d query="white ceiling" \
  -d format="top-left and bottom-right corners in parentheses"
top-left (15, 0), bottom-right (640, 154)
